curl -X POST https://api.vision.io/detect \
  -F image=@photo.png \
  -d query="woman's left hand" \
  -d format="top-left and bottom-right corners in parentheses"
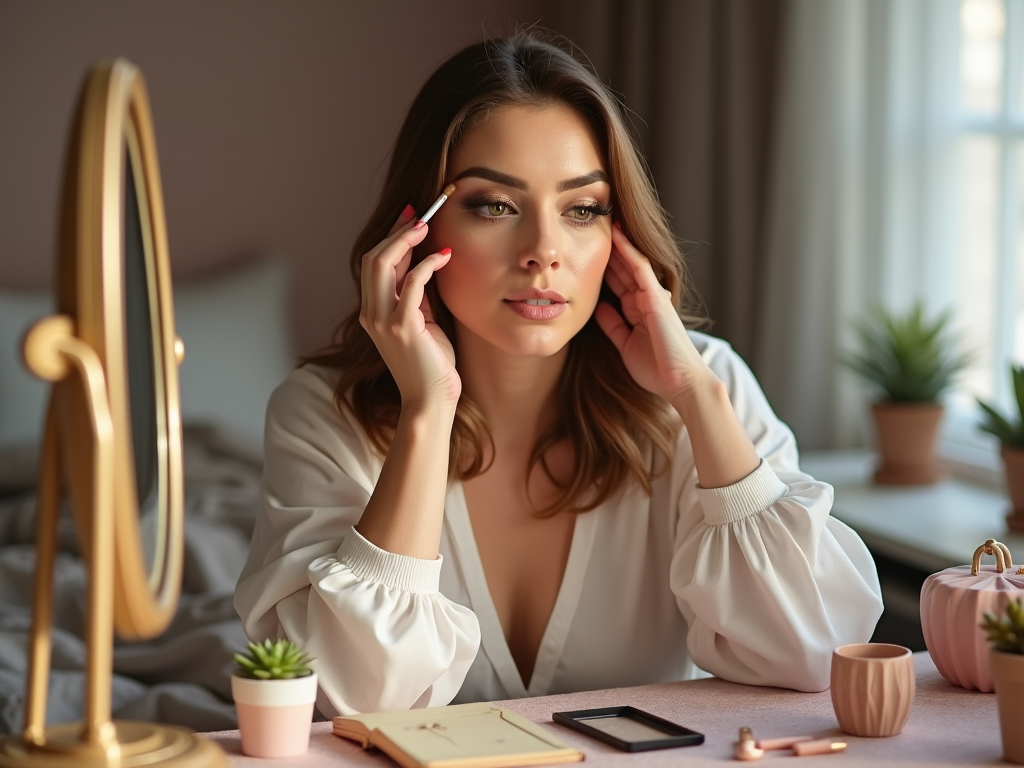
top-left (594, 225), bottom-right (711, 404)
top-left (597, 225), bottom-right (761, 488)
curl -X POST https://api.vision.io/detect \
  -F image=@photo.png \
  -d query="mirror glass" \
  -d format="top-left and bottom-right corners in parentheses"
top-left (122, 138), bottom-right (161, 581)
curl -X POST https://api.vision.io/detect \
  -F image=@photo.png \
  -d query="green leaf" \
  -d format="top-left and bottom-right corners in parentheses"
top-left (977, 390), bottom-right (1024, 445)
top-left (977, 401), bottom-right (1015, 441)
top-left (1013, 365), bottom-right (1024, 425)
top-left (234, 638), bottom-right (316, 679)
top-left (981, 599), bottom-right (1024, 654)
top-left (840, 301), bottom-right (969, 402)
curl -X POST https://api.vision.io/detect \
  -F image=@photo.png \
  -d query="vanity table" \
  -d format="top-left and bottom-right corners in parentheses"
top-left (201, 458), bottom-right (1014, 766)
top-left (204, 653), bottom-right (1005, 766)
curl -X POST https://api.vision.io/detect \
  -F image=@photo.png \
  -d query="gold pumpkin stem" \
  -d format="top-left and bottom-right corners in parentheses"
top-left (971, 539), bottom-right (1013, 575)
top-left (994, 540), bottom-right (1013, 569)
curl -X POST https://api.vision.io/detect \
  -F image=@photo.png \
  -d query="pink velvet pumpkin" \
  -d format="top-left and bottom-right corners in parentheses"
top-left (921, 539), bottom-right (1024, 692)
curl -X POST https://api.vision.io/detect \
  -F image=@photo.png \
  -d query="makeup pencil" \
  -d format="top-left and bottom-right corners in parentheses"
top-left (419, 184), bottom-right (456, 224)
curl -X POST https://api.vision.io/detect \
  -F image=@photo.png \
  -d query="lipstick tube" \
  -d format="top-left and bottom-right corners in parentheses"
top-left (792, 739), bottom-right (847, 756)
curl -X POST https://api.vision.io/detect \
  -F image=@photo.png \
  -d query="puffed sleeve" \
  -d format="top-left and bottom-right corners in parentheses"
top-left (669, 335), bottom-right (883, 692)
top-left (233, 367), bottom-right (481, 716)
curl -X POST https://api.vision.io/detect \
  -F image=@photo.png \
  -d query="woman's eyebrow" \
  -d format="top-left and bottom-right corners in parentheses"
top-left (453, 166), bottom-right (527, 189)
top-left (451, 167), bottom-right (610, 192)
top-left (557, 170), bottom-right (610, 192)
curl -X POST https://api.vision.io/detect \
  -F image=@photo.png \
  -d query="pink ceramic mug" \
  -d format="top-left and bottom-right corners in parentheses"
top-left (830, 643), bottom-right (915, 737)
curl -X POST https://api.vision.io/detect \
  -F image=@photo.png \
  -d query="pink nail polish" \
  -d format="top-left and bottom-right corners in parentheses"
top-left (401, 204), bottom-right (415, 220)
top-left (413, 220), bottom-right (427, 230)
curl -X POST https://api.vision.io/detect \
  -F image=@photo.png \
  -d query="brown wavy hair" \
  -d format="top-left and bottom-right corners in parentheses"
top-left (305, 30), bottom-right (704, 516)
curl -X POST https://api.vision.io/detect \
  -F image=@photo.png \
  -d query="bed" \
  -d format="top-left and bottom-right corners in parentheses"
top-left (0, 257), bottom-right (293, 734)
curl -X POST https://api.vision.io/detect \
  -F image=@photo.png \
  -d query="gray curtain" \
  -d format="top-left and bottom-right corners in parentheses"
top-left (551, 0), bottom-right (783, 366)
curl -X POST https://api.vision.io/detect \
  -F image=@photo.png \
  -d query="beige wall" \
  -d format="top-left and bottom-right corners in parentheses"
top-left (0, 1), bottom-right (550, 354)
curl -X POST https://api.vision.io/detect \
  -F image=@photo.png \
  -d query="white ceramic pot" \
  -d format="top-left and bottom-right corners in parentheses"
top-left (231, 672), bottom-right (318, 758)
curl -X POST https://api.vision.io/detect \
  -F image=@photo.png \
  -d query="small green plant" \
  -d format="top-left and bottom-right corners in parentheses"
top-left (976, 365), bottom-right (1024, 447)
top-left (233, 639), bottom-right (314, 680)
top-left (841, 301), bottom-right (969, 402)
top-left (981, 598), bottom-right (1024, 655)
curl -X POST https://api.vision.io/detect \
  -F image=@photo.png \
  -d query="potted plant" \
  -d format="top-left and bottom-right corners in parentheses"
top-left (231, 638), bottom-right (318, 758)
top-left (981, 599), bottom-right (1024, 764)
top-left (977, 364), bottom-right (1024, 531)
top-left (842, 301), bottom-right (969, 484)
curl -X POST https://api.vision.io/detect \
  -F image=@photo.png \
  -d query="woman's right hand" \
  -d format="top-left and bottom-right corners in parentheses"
top-left (359, 206), bottom-right (461, 411)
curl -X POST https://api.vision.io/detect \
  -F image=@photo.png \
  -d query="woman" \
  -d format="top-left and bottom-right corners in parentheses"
top-left (234, 30), bottom-right (883, 718)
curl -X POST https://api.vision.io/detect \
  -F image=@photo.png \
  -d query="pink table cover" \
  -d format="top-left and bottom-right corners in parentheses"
top-left (204, 652), bottom-right (1005, 766)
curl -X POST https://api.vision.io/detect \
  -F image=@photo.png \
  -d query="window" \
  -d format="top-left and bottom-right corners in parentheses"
top-left (954, 0), bottom-right (1024, 408)
top-left (943, 0), bottom-right (1023, 470)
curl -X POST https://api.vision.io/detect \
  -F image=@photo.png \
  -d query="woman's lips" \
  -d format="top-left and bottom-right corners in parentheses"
top-left (504, 298), bottom-right (567, 320)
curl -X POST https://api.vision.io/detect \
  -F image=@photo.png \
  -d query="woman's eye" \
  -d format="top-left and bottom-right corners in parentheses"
top-left (465, 200), bottom-right (515, 219)
top-left (566, 202), bottom-right (613, 225)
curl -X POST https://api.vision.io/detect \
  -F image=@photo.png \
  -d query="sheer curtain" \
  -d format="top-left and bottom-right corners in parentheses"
top-left (551, 0), bottom-right (783, 364)
top-left (756, 0), bottom-right (960, 450)
top-left (552, 0), bottom-right (961, 452)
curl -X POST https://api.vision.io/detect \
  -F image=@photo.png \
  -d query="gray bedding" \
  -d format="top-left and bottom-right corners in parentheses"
top-left (0, 425), bottom-right (262, 734)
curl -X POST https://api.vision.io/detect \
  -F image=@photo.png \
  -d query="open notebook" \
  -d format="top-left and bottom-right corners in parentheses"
top-left (333, 702), bottom-right (584, 768)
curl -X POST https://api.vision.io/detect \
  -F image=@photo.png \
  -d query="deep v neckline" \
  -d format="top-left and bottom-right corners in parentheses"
top-left (446, 481), bottom-right (598, 697)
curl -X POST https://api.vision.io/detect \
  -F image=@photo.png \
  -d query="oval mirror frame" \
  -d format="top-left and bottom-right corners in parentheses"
top-left (87, 59), bottom-right (183, 639)
top-left (47, 58), bottom-right (186, 641)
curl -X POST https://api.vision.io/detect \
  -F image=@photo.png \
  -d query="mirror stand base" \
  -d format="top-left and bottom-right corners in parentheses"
top-left (0, 721), bottom-right (226, 768)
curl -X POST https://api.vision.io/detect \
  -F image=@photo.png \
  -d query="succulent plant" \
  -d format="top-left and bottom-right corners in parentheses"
top-left (234, 639), bottom-right (315, 680)
top-left (841, 301), bottom-right (969, 403)
top-left (981, 598), bottom-right (1024, 655)
top-left (976, 365), bottom-right (1024, 448)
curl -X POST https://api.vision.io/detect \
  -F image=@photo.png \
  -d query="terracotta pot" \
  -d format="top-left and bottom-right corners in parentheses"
top-left (231, 672), bottom-right (318, 757)
top-left (871, 403), bottom-right (945, 484)
top-left (1003, 447), bottom-right (1024, 532)
top-left (990, 648), bottom-right (1024, 764)
top-left (830, 643), bottom-right (915, 737)
top-left (920, 539), bottom-right (1024, 692)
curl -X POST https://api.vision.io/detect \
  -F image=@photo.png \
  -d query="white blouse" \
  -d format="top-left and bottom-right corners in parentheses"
top-left (234, 332), bottom-right (883, 718)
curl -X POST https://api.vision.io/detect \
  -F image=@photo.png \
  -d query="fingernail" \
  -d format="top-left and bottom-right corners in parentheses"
top-left (401, 204), bottom-right (415, 220)
top-left (439, 247), bottom-right (452, 256)
top-left (413, 220), bottom-right (427, 230)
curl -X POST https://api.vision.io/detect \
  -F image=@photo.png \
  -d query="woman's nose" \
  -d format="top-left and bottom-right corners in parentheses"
top-left (518, 216), bottom-right (561, 271)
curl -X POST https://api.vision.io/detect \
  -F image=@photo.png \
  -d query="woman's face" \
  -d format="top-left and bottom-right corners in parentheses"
top-left (427, 103), bottom-right (613, 358)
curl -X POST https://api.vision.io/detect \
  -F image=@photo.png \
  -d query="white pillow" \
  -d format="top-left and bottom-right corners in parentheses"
top-left (0, 290), bottom-right (51, 448)
top-left (0, 258), bottom-right (292, 451)
top-left (173, 259), bottom-right (292, 447)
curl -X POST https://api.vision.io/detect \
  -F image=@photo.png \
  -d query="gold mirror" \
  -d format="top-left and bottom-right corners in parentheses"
top-left (0, 60), bottom-right (224, 767)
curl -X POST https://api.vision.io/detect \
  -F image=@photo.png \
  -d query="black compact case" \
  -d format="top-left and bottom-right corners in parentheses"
top-left (552, 706), bottom-right (705, 752)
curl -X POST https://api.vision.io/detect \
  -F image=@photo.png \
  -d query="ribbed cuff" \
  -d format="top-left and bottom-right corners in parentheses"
top-left (696, 459), bottom-right (788, 526)
top-left (336, 526), bottom-right (442, 594)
